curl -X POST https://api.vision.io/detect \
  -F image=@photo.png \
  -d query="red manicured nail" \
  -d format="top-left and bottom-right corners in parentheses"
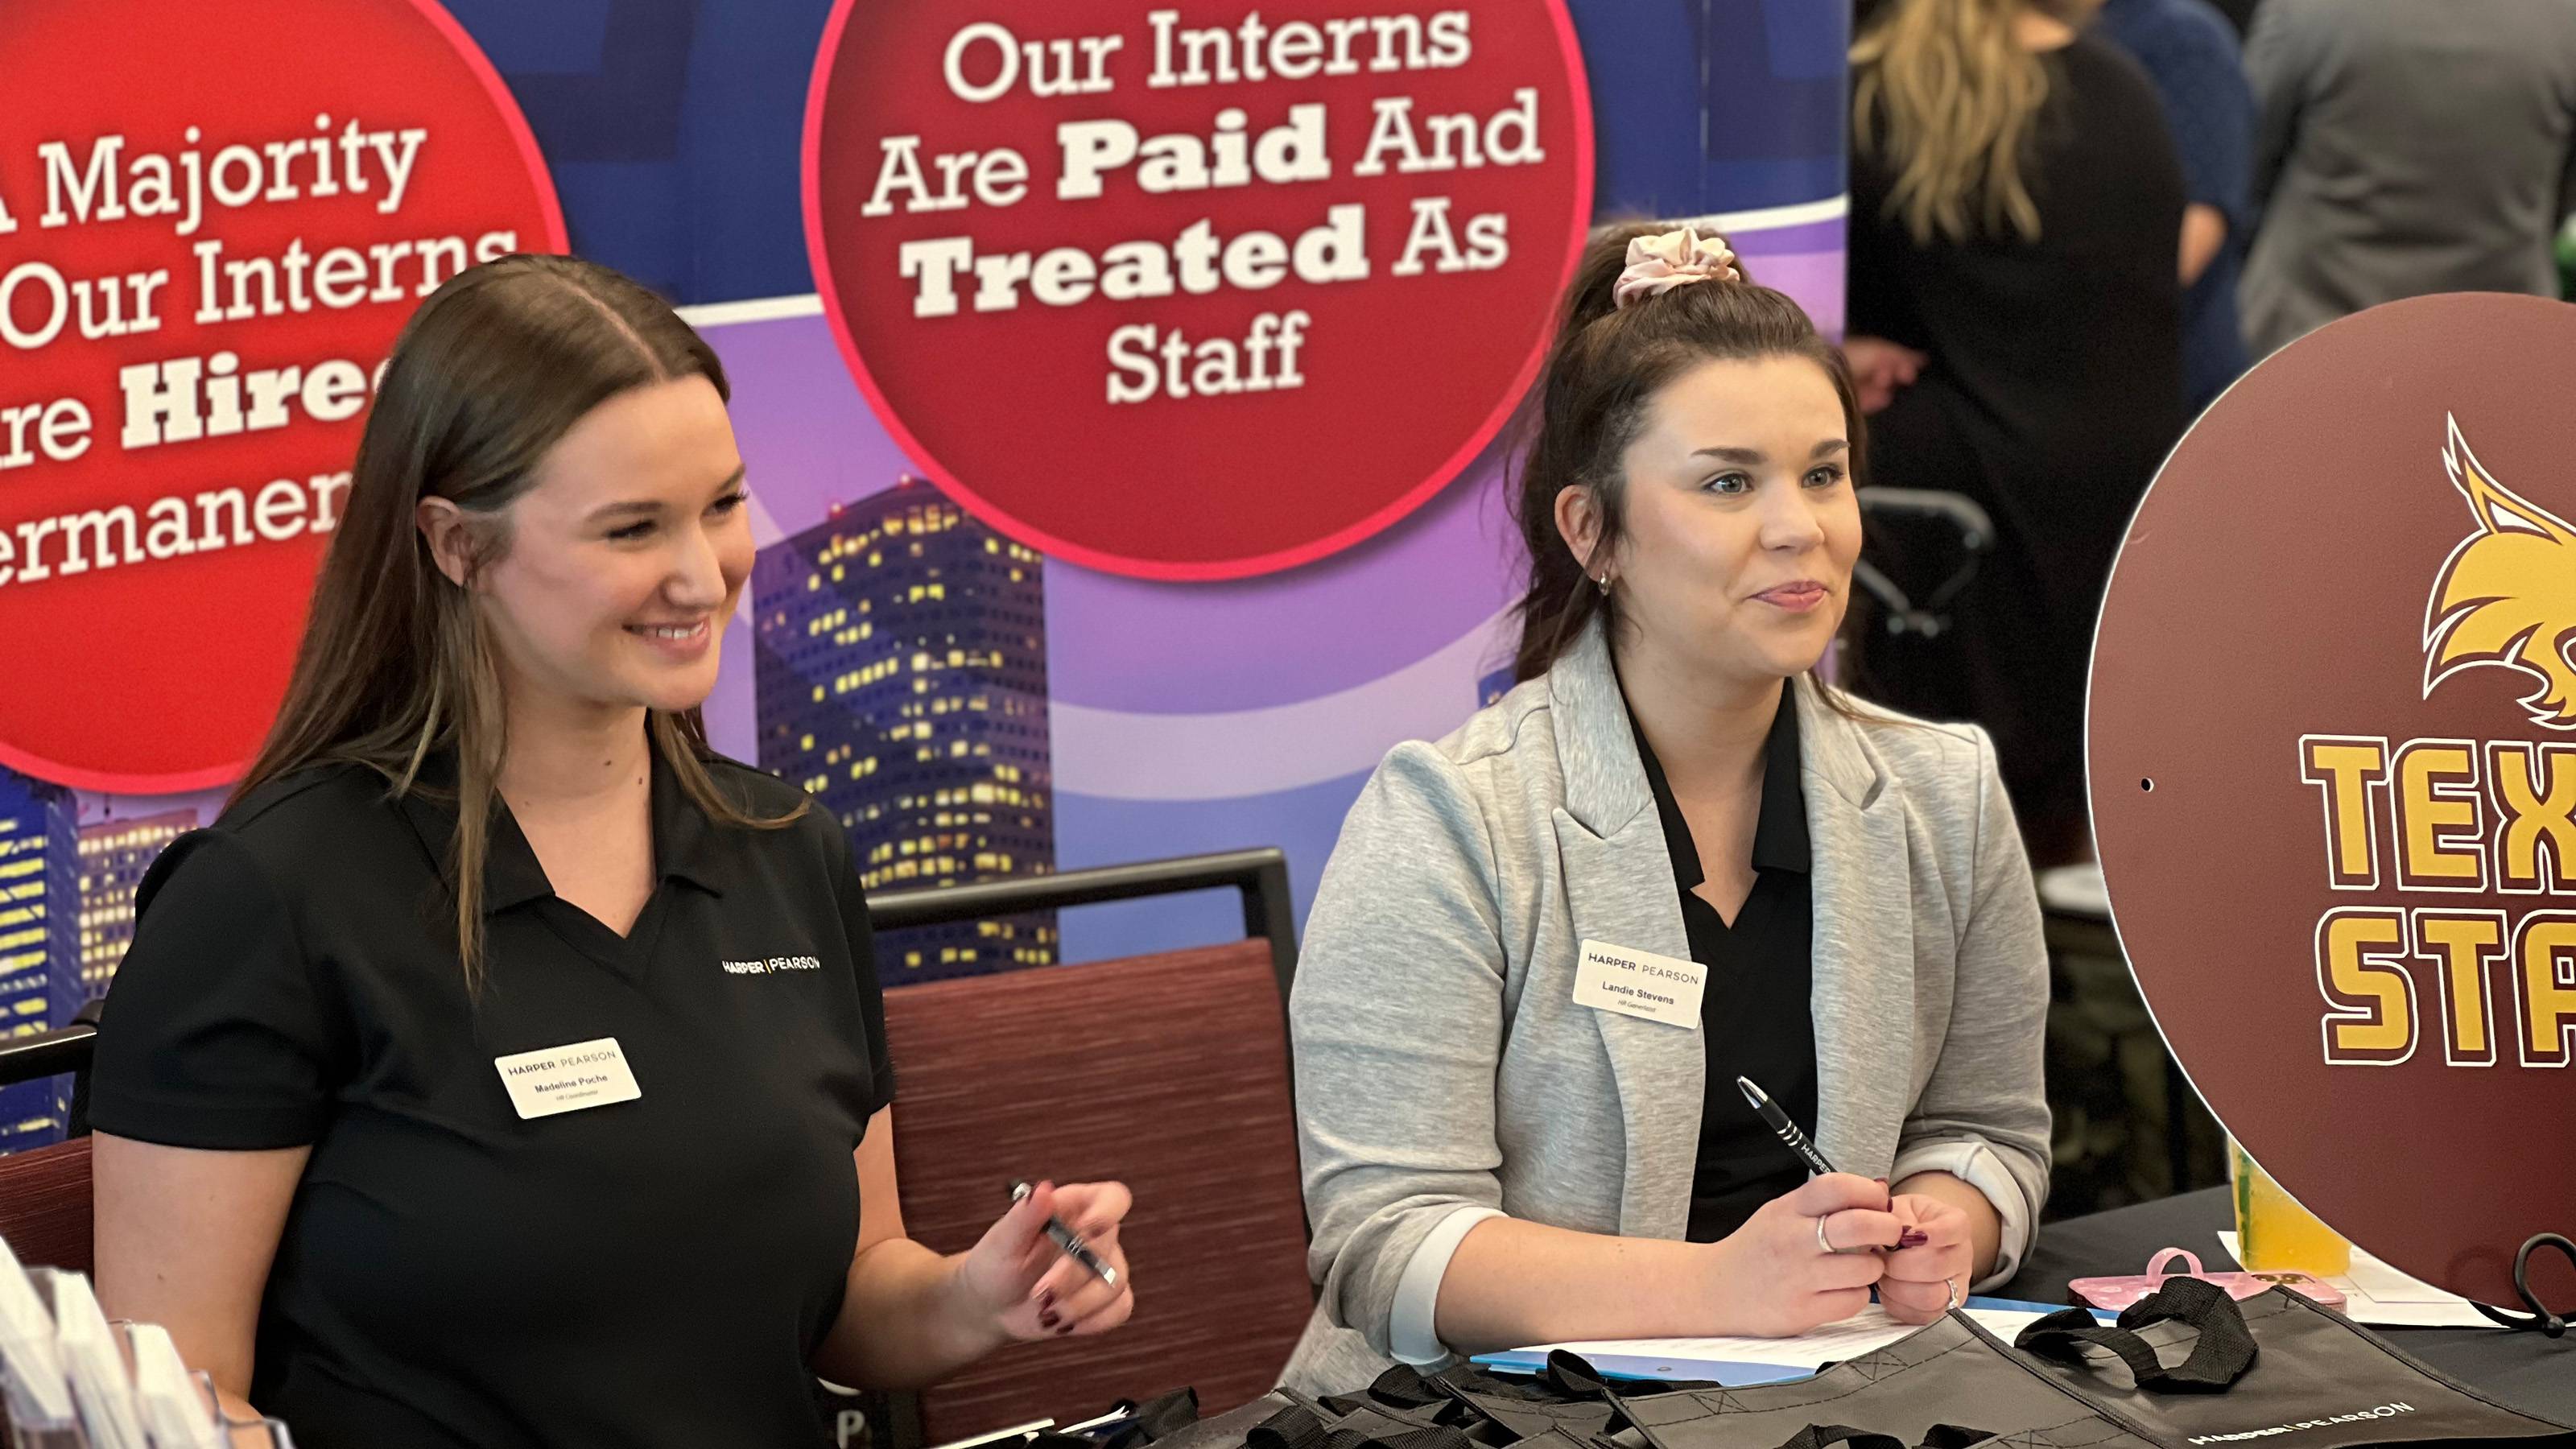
top-left (1038, 1289), bottom-right (1056, 1310)
top-left (1899, 1228), bottom-right (1929, 1249)
top-left (1038, 1311), bottom-right (1061, 1330)
top-left (1055, 1322), bottom-right (1076, 1335)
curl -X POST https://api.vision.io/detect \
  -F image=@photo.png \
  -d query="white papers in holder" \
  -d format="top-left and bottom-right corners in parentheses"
top-left (0, 1237), bottom-right (72, 1427)
top-left (128, 1323), bottom-right (228, 1449)
top-left (53, 1271), bottom-right (150, 1449)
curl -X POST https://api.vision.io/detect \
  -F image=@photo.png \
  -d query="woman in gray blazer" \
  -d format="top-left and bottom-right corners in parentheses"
top-left (1284, 225), bottom-right (2051, 1393)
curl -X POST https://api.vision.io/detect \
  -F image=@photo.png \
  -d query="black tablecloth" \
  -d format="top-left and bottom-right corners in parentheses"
top-left (2003, 1188), bottom-right (2574, 1422)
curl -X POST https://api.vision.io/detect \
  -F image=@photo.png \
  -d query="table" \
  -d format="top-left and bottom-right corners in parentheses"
top-left (2004, 1188), bottom-right (2574, 1422)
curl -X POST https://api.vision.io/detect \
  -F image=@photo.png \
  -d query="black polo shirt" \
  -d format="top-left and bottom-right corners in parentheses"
top-left (89, 745), bottom-right (892, 1448)
top-left (1625, 687), bottom-right (1822, 1243)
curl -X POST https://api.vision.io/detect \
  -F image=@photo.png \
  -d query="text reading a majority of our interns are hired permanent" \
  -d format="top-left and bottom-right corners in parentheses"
top-left (0, 117), bottom-right (533, 592)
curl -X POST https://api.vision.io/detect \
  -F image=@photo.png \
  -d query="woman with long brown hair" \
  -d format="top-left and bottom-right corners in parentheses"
top-left (1843, 0), bottom-right (2186, 865)
top-left (1281, 225), bottom-right (2050, 1392)
top-left (85, 254), bottom-right (1134, 1447)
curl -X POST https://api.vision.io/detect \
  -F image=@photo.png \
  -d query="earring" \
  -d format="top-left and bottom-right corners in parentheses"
top-left (1592, 572), bottom-right (1612, 595)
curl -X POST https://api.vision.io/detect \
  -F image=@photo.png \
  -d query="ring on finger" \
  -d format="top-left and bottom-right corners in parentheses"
top-left (1946, 1276), bottom-right (1962, 1311)
top-left (1816, 1212), bottom-right (1875, 1256)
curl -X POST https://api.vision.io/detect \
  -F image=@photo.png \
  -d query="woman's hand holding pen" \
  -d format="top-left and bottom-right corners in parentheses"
top-left (951, 1179), bottom-right (1137, 1344)
top-left (1706, 1173), bottom-right (1905, 1336)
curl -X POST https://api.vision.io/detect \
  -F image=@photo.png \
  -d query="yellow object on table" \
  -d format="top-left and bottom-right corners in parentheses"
top-left (2229, 1138), bottom-right (2351, 1276)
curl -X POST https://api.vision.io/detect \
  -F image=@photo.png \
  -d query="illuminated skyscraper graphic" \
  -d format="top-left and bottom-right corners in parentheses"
top-left (754, 479), bottom-right (1055, 979)
top-left (77, 809), bottom-right (199, 994)
top-left (0, 768), bottom-right (79, 1151)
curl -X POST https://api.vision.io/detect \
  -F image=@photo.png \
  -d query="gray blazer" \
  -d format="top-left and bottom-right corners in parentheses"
top-left (1281, 623), bottom-right (2051, 1393)
top-left (2240, 0), bottom-right (2576, 357)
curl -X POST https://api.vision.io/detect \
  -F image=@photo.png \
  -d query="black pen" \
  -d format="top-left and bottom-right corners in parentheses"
top-left (1736, 1075), bottom-right (1839, 1177)
top-left (1009, 1180), bottom-right (1120, 1287)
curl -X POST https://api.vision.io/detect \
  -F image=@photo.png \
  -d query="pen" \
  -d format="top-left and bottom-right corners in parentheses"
top-left (1009, 1180), bottom-right (1121, 1287)
top-left (1736, 1075), bottom-right (1839, 1178)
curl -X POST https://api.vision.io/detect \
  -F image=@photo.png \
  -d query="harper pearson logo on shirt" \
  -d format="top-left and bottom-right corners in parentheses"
top-left (720, 955), bottom-right (824, 976)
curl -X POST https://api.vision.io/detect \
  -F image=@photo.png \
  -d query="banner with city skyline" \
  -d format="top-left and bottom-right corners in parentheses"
top-left (0, 0), bottom-right (1850, 1153)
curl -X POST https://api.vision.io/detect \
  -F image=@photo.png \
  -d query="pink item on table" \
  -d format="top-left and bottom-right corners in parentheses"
top-left (2069, 1248), bottom-right (2345, 1311)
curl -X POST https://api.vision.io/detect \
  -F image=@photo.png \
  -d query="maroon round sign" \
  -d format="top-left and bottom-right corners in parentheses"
top-left (2091, 294), bottom-right (2576, 1307)
top-left (803, 1), bottom-right (1593, 580)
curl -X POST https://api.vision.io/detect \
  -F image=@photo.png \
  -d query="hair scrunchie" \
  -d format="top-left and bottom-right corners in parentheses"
top-left (1611, 225), bottom-right (1742, 310)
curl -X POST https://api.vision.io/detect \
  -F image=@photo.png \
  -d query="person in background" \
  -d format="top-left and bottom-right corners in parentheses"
top-left (1282, 224), bottom-right (2050, 1393)
top-left (2096, 0), bottom-right (2257, 416)
top-left (1840, 0), bottom-right (2183, 866)
top-left (2240, 0), bottom-right (2576, 358)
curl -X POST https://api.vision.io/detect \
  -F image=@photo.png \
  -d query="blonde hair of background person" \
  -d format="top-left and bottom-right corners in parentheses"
top-left (1278, 224), bottom-right (2051, 1393)
top-left (1851, 0), bottom-right (2107, 248)
top-left (88, 254), bottom-right (1135, 1441)
top-left (1854, 0), bottom-right (2225, 295)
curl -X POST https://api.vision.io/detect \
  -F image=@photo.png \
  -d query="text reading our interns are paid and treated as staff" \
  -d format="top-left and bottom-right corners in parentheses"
top-left (851, 8), bottom-right (1558, 407)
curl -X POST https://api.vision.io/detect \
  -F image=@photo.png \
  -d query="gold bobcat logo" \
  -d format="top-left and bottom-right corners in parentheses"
top-left (2422, 415), bottom-right (2576, 729)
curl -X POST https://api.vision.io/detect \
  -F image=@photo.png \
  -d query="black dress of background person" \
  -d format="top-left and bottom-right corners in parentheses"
top-left (1841, 0), bottom-right (2185, 865)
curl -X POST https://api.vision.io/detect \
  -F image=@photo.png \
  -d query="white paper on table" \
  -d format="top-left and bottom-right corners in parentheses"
top-left (2215, 1232), bottom-right (2497, 1329)
top-left (1520, 1306), bottom-right (2060, 1370)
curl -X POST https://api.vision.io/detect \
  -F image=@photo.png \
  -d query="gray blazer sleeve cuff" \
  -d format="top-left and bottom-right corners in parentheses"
top-left (1388, 1206), bottom-right (1507, 1364)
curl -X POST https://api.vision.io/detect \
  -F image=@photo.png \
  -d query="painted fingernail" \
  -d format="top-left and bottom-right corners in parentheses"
top-left (1055, 1321), bottom-right (1076, 1335)
top-left (1899, 1228), bottom-right (1930, 1249)
top-left (1038, 1289), bottom-right (1056, 1309)
top-left (1038, 1311), bottom-right (1062, 1330)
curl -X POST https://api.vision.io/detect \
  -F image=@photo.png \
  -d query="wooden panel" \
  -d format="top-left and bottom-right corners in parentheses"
top-left (0, 1137), bottom-right (92, 1274)
top-left (884, 941), bottom-right (1311, 1443)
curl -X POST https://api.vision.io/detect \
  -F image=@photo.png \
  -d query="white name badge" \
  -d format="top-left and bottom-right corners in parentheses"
top-left (1572, 939), bottom-right (1707, 1029)
top-left (493, 1037), bottom-right (642, 1120)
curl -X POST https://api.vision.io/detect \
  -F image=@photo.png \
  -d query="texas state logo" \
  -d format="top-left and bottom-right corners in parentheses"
top-left (2423, 416), bottom-right (2576, 729)
top-left (2086, 294), bottom-right (2576, 1305)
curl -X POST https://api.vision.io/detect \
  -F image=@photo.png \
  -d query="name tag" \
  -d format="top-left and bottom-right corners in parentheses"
top-left (1572, 939), bottom-right (1707, 1028)
top-left (493, 1037), bottom-right (642, 1120)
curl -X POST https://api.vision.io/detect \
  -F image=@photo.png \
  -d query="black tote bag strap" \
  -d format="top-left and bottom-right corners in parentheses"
top-left (1246, 1403), bottom-right (1341, 1449)
top-left (1767, 1426), bottom-right (1909, 1449)
top-left (1542, 1349), bottom-right (1616, 1399)
top-left (1318, 1364), bottom-right (1449, 1415)
top-left (1247, 1401), bottom-right (1480, 1449)
top-left (1128, 1389), bottom-right (1205, 1443)
top-left (2016, 1275), bottom-right (2257, 1393)
top-left (1369, 1366), bottom-right (1450, 1410)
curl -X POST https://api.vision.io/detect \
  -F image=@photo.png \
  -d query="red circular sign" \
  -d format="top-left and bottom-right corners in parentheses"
top-left (0, 0), bottom-right (564, 795)
top-left (803, 2), bottom-right (1592, 581)
top-left (2091, 295), bottom-right (2576, 1307)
